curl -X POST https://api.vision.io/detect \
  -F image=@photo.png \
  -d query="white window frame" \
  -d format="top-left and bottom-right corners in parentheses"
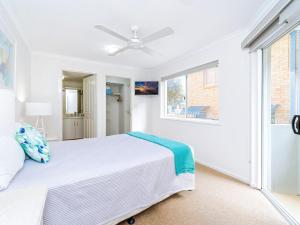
top-left (161, 60), bottom-right (220, 125)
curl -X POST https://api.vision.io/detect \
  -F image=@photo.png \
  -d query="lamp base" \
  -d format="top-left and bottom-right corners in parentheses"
top-left (35, 116), bottom-right (46, 137)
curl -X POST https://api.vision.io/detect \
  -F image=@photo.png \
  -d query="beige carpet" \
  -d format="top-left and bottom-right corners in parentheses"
top-left (119, 164), bottom-right (288, 225)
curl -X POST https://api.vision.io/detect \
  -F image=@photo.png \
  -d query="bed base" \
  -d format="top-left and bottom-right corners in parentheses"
top-left (125, 190), bottom-right (194, 224)
top-left (105, 188), bottom-right (194, 225)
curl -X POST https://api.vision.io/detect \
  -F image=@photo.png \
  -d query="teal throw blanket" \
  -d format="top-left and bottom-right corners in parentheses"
top-left (128, 132), bottom-right (195, 175)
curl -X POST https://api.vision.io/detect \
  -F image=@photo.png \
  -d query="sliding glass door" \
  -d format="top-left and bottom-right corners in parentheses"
top-left (262, 25), bottom-right (300, 224)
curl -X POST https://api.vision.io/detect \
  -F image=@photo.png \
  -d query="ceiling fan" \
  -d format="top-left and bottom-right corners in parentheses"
top-left (94, 25), bottom-right (174, 56)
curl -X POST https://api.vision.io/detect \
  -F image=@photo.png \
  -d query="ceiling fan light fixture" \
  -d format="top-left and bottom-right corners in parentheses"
top-left (104, 45), bottom-right (121, 54)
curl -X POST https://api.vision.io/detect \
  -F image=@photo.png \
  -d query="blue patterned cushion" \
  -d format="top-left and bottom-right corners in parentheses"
top-left (15, 124), bottom-right (50, 163)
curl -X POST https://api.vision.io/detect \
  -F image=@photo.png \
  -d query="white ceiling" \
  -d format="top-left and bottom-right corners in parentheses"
top-left (3, 0), bottom-right (267, 69)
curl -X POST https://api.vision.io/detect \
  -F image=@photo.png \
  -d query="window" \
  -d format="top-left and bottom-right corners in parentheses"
top-left (203, 67), bottom-right (218, 88)
top-left (166, 76), bottom-right (186, 117)
top-left (163, 61), bottom-right (219, 121)
top-left (268, 29), bottom-right (300, 124)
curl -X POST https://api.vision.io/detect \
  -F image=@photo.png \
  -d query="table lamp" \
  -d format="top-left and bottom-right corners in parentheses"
top-left (25, 102), bottom-right (52, 137)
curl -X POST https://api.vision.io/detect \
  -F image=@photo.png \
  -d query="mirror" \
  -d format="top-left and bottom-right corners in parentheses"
top-left (65, 89), bottom-right (78, 114)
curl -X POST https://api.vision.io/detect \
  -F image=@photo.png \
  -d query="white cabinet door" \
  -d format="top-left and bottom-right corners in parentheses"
top-left (63, 119), bottom-right (76, 140)
top-left (75, 119), bottom-right (83, 139)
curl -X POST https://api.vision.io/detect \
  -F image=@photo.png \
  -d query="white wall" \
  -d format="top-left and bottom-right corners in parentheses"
top-left (0, 2), bottom-right (31, 125)
top-left (30, 52), bottom-right (148, 139)
top-left (145, 30), bottom-right (251, 183)
top-left (0, 90), bottom-right (15, 136)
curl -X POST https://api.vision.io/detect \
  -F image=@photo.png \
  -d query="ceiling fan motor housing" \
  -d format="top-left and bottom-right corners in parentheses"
top-left (129, 38), bottom-right (143, 48)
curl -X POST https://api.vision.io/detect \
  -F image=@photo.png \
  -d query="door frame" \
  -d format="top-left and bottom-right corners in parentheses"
top-left (103, 75), bottom-right (133, 136)
top-left (262, 190), bottom-right (299, 225)
top-left (256, 29), bottom-right (300, 225)
top-left (252, 10), bottom-right (300, 186)
top-left (250, 49), bottom-right (263, 189)
top-left (59, 68), bottom-right (98, 140)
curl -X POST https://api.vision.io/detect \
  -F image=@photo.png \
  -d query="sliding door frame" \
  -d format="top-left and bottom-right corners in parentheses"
top-left (259, 26), bottom-right (300, 225)
top-left (261, 47), bottom-right (271, 193)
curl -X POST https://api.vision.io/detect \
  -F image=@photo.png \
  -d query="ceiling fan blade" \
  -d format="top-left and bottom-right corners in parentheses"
top-left (141, 47), bottom-right (158, 56)
top-left (142, 27), bottom-right (174, 44)
top-left (109, 46), bottom-right (130, 56)
top-left (95, 25), bottom-right (129, 42)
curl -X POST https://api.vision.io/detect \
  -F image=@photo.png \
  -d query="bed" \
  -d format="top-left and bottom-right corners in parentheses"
top-left (5, 134), bottom-right (195, 225)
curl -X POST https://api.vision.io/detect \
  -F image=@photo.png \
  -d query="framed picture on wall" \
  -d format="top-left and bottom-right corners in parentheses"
top-left (0, 29), bottom-right (15, 89)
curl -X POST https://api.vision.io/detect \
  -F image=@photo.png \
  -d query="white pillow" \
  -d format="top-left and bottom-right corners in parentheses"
top-left (0, 136), bottom-right (25, 190)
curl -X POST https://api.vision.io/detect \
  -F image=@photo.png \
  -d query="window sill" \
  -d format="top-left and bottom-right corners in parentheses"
top-left (160, 116), bottom-right (221, 126)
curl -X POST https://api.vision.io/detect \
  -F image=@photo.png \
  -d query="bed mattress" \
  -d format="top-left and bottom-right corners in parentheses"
top-left (6, 134), bottom-right (195, 225)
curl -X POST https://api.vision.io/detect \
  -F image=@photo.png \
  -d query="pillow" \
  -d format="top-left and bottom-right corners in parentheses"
top-left (0, 136), bottom-right (25, 190)
top-left (15, 123), bottom-right (30, 160)
top-left (15, 124), bottom-right (50, 163)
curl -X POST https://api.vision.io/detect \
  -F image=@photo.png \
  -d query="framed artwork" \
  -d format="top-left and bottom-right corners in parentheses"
top-left (0, 29), bottom-right (15, 89)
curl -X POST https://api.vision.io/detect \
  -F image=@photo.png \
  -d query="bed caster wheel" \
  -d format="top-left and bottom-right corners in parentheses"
top-left (127, 217), bottom-right (135, 224)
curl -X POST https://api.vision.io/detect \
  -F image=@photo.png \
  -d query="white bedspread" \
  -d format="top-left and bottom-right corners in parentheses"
top-left (6, 134), bottom-right (194, 225)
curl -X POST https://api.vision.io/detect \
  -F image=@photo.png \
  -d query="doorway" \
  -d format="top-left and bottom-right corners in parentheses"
top-left (262, 25), bottom-right (300, 224)
top-left (106, 76), bottom-right (131, 136)
top-left (62, 70), bottom-right (97, 140)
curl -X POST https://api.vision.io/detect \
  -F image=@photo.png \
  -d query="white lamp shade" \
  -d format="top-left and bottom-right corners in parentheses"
top-left (25, 102), bottom-right (52, 116)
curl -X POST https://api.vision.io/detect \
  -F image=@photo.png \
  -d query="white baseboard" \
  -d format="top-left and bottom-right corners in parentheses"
top-left (195, 159), bottom-right (250, 185)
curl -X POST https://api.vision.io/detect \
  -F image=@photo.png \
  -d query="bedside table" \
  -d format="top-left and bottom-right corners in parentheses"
top-left (0, 186), bottom-right (48, 225)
